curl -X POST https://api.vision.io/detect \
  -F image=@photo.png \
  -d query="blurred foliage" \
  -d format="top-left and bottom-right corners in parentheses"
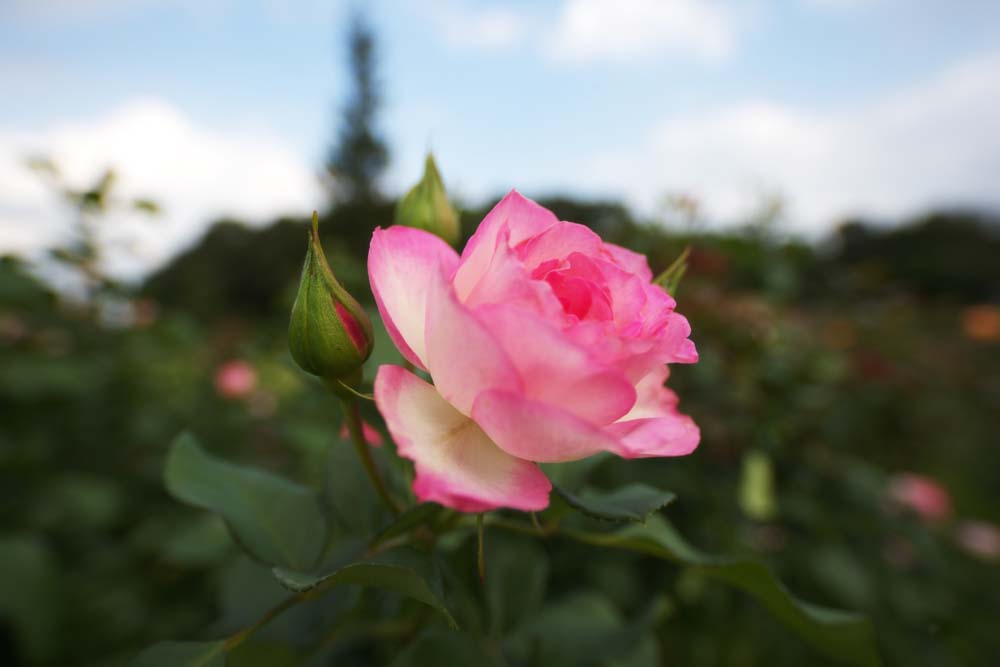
top-left (1, 195), bottom-right (999, 666)
top-left (326, 12), bottom-right (389, 206)
top-left (26, 158), bottom-right (159, 302)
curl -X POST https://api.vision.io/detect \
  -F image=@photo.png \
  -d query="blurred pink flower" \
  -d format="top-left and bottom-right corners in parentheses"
top-left (888, 472), bottom-right (952, 522)
top-left (954, 520), bottom-right (1000, 561)
top-left (339, 420), bottom-right (384, 447)
top-left (369, 191), bottom-right (698, 513)
top-left (214, 360), bottom-right (257, 399)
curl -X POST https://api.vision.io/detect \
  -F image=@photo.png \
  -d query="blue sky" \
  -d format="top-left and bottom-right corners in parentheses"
top-left (2, 0), bottom-right (1000, 275)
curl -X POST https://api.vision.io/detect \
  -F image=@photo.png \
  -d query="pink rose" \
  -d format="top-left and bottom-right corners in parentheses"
top-left (214, 359), bottom-right (257, 399)
top-left (887, 472), bottom-right (952, 522)
top-left (370, 191), bottom-right (699, 512)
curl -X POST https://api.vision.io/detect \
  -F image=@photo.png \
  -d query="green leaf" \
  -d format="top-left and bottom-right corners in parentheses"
top-left (130, 640), bottom-right (226, 667)
top-left (160, 514), bottom-right (233, 567)
top-left (0, 536), bottom-right (60, 662)
top-left (369, 502), bottom-right (446, 549)
top-left (164, 433), bottom-right (326, 571)
top-left (506, 593), bottom-right (656, 666)
top-left (390, 628), bottom-right (503, 667)
top-left (484, 534), bottom-right (549, 636)
top-left (653, 245), bottom-right (690, 295)
top-left (272, 547), bottom-right (458, 629)
top-left (564, 516), bottom-right (881, 666)
top-left (228, 640), bottom-right (301, 667)
top-left (324, 435), bottom-right (387, 537)
top-left (556, 483), bottom-right (676, 522)
top-left (540, 452), bottom-right (610, 491)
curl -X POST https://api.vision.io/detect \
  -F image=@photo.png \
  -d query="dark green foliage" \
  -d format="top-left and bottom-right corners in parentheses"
top-left (272, 547), bottom-right (458, 629)
top-left (130, 640), bottom-right (226, 667)
top-left (829, 211), bottom-right (1000, 301)
top-left (555, 484), bottom-right (677, 523)
top-left (165, 434), bottom-right (327, 571)
top-left (563, 517), bottom-right (880, 666)
top-left (142, 204), bottom-right (393, 323)
top-left (3, 198), bottom-right (999, 666)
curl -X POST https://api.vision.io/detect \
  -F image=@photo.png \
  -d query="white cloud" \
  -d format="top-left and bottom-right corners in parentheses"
top-left (0, 99), bottom-right (321, 280)
top-left (549, 0), bottom-right (736, 63)
top-left (420, 0), bottom-right (529, 50)
top-left (576, 53), bottom-right (1000, 233)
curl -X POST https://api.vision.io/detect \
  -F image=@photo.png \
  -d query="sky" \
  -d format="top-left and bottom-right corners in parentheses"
top-left (2, 0), bottom-right (1000, 277)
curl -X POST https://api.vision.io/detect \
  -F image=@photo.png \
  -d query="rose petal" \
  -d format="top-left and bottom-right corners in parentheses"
top-left (424, 265), bottom-right (523, 415)
top-left (606, 366), bottom-right (700, 458)
top-left (369, 226), bottom-right (460, 369)
top-left (602, 242), bottom-right (653, 281)
top-left (476, 303), bottom-right (636, 425)
top-left (461, 224), bottom-right (564, 318)
top-left (604, 415), bottom-right (700, 458)
top-left (453, 190), bottom-right (558, 301)
top-left (514, 221), bottom-right (603, 271)
top-left (374, 365), bottom-right (551, 512)
top-left (472, 389), bottom-right (624, 463)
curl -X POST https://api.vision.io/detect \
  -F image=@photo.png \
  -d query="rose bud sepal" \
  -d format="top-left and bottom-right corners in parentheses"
top-left (394, 153), bottom-right (460, 246)
top-left (289, 212), bottom-right (374, 387)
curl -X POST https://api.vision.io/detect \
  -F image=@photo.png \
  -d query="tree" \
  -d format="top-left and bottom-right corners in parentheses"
top-left (326, 12), bottom-right (389, 206)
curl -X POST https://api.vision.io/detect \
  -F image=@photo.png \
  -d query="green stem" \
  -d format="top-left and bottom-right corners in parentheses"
top-left (224, 594), bottom-right (302, 652)
top-left (487, 516), bottom-right (558, 538)
top-left (341, 398), bottom-right (400, 515)
top-left (477, 513), bottom-right (487, 582)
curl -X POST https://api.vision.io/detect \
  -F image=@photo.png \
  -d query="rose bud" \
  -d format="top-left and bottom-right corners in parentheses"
top-left (394, 153), bottom-right (460, 246)
top-left (289, 212), bottom-right (373, 391)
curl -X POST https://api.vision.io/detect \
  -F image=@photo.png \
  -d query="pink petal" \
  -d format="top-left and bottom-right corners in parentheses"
top-left (476, 303), bottom-right (636, 426)
top-left (374, 365), bottom-right (551, 512)
top-left (606, 366), bottom-right (700, 458)
top-left (453, 190), bottom-right (558, 301)
top-left (368, 226), bottom-right (460, 369)
top-left (514, 221), bottom-right (603, 271)
top-left (472, 389), bottom-right (624, 463)
top-left (461, 224), bottom-right (565, 318)
top-left (424, 265), bottom-right (523, 415)
top-left (602, 242), bottom-right (653, 281)
top-left (604, 415), bottom-right (700, 458)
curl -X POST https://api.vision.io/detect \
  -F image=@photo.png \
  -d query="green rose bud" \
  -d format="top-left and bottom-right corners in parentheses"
top-left (289, 212), bottom-right (373, 390)
top-left (394, 153), bottom-right (460, 246)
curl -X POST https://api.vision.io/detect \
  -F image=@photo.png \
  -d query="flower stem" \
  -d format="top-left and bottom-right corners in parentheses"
top-left (224, 594), bottom-right (302, 652)
top-left (341, 398), bottom-right (400, 515)
top-left (477, 513), bottom-right (487, 582)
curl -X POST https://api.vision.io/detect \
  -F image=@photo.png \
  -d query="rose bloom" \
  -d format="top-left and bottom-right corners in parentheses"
top-left (214, 360), bottom-right (257, 399)
top-left (887, 472), bottom-right (952, 522)
top-left (369, 191), bottom-right (698, 512)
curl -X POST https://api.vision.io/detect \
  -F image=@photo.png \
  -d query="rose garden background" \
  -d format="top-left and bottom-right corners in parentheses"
top-left (2, 4), bottom-right (1000, 666)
